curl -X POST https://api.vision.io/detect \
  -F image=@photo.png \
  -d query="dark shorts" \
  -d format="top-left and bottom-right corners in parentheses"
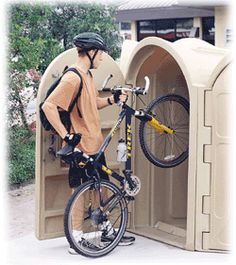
top-left (68, 152), bottom-right (109, 188)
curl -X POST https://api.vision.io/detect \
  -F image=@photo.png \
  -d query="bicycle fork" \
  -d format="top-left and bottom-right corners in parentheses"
top-left (148, 116), bottom-right (174, 134)
top-left (135, 110), bottom-right (174, 135)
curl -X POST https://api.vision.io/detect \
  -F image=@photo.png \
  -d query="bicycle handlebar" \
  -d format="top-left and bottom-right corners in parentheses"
top-left (102, 88), bottom-right (112, 92)
top-left (74, 147), bottom-right (91, 160)
top-left (101, 75), bottom-right (150, 96)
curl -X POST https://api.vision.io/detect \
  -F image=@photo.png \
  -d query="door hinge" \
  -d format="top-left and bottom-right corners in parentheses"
top-left (202, 231), bottom-right (210, 250)
top-left (202, 195), bottom-right (210, 215)
top-left (201, 195), bottom-right (210, 235)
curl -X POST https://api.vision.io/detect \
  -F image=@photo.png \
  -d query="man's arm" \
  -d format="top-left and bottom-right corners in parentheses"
top-left (96, 91), bottom-right (128, 110)
top-left (96, 96), bottom-right (114, 109)
top-left (42, 101), bottom-right (82, 146)
top-left (42, 73), bottom-right (81, 138)
top-left (42, 102), bottom-right (68, 138)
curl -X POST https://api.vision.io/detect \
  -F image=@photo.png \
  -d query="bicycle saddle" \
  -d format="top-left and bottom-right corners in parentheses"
top-left (57, 144), bottom-right (74, 157)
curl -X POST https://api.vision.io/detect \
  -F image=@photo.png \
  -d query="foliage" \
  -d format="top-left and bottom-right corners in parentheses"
top-left (49, 3), bottom-right (122, 59)
top-left (8, 126), bottom-right (35, 185)
top-left (8, 4), bottom-right (63, 128)
top-left (8, 4), bottom-right (63, 73)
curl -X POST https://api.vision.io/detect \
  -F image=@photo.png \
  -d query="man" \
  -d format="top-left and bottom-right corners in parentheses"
top-left (42, 32), bottom-right (135, 254)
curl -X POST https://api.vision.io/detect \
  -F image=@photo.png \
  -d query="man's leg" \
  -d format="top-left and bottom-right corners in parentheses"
top-left (68, 167), bottom-right (85, 255)
top-left (69, 164), bottom-right (85, 232)
top-left (98, 153), bottom-right (135, 246)
top-left (71, 188), bottom-right (84, 231)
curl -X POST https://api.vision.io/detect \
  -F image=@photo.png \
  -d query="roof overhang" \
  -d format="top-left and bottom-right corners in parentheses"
top-left (116, 6), bottom-right (214, 22)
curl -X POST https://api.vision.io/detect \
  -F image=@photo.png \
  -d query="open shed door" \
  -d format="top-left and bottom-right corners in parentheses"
top-left (35, 48), bottom-right (125, 240)
top-left (203, 63), bottom-right (232, 251)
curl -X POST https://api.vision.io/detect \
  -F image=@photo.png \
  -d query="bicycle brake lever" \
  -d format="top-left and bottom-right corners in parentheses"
top-left (102, 74), bottom-right (113, 90)
top-left (143, 76), bottom-right (150, 95)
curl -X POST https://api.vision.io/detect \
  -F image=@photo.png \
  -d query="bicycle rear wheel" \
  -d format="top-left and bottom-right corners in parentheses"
top-left (64, 179), bottom-right (128, 258)
top-left (139, 94), bottom-right (189, 168)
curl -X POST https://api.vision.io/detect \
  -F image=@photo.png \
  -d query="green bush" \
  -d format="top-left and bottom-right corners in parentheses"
top-left (8, 126), bottom-right (35, 185)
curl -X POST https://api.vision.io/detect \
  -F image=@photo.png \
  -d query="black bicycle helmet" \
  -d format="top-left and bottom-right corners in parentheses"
top-left (73, 32), bottom-right (108, 69)
top-left (73, 32), bottom-right (108, 52)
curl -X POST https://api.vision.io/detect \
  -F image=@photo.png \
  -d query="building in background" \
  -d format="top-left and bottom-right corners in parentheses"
top-left (116, 0), bottom-right (232, 48)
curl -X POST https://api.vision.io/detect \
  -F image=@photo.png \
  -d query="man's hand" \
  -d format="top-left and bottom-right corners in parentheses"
top-left (113, 90), bottom-right (128, 104)
top-left (64, 133), bottom-right (82, 147)
top-left (119, 90), bottom-right (128, 103)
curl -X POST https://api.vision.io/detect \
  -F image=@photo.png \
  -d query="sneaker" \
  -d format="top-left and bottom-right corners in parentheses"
top-left (68, 230), bottom-right (101, 254)
top-left (80, 238), bottom-right (101, 251)
top-left (73, 230), bottom-right (84, 241)
top-left (68, 230), bottom-right (83, 255)
top-left (68, 246), bottom-right (78, 255)
top-left (101, 233), bottom-right (135, 246)
top-left (100, 220), bottom-right (115, 236)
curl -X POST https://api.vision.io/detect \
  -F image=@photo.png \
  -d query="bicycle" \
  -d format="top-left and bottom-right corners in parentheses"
top-left (57, 75), bottom-right (189, 258)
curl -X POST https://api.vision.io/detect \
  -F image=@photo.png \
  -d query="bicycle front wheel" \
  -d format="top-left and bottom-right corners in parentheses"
top-left (139, 94), bottom-right (189, 168)
top-left (64, 179), bottom-right (128, 258)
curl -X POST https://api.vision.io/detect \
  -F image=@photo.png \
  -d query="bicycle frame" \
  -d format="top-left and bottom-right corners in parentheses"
top-left (90, 102), bottom-right (174, 189)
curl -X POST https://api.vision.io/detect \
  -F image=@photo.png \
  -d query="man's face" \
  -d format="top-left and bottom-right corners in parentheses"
top-left (89, 50), bottom-right (104, 69)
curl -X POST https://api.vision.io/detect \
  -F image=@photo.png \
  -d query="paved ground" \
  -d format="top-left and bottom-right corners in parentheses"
top-left (6, 184), bottom-right (233, 265)
top-left (7, 184), bottom-right (35, 239)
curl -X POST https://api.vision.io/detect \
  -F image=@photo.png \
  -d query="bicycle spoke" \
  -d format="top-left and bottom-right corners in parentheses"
top-left (173, 136), bottom-right (187, 153)
top-left (173, 123), bottom-right (189, 130)
top-left (174, 130), bottom-right (189, 134)
top-left (174, 132), bottom-right (189, 141)
top-left (164, 101), bottom-right (172, 126)
top-left (174, 133), bottom-right (188, 145)
top-left (166, 134), bottom-right (174, 155)
top-left (171, 137), bottom-right (183, 155)
top-left (173, 104), bottom-right (185, 126)
top-left (145, 132), bottom-right (164, 146)
top-left (164, 135), bottom-right (167, 159)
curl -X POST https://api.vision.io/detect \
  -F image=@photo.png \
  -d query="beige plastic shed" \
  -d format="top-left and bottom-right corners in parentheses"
top-left (35, 37), bottom-right (232, 253)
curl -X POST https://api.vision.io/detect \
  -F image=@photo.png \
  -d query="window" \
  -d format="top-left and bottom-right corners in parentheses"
top-left (156, 20), bottom-right (175, 41)
top-left (202, 17), bottom-right (215, 45)
top-left (138, 18), bottom-right (193, 42)
top-left (120, 22), bottom-right (131, 31)
top-left (138, 21), bottom-right (156, 40)
top-left (176, 19), bottom-right (193, 39)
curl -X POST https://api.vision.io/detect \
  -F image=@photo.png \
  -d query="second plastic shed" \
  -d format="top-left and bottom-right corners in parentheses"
top-left (35, 37), bottom-right (232, 253)
top-left (120, 37), bottom-right (232, 252)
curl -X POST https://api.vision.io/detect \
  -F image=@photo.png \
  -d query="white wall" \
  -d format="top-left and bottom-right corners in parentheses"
top-left (215, 6), bottom-right (232, 48)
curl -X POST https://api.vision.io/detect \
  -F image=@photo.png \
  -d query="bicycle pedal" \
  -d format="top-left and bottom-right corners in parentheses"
top-left (125, 195), bottom-right (135, 201)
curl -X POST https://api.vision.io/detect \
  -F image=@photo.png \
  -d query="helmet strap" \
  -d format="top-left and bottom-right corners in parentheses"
top-left (86, 49), bottom-right (98, 69)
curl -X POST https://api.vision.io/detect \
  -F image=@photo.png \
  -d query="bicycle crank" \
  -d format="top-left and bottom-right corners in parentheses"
top-left (124, 175), bottom-right (141, 196)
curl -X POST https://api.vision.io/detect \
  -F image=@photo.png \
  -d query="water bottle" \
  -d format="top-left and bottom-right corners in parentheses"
top-left (117, 139), bottom-right (127, 162)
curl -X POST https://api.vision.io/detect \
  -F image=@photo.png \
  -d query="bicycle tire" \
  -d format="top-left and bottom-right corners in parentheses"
top-left (64, 179), bottom-right (128, 258)
top-left (139, 94), bottom-right (189, 168)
